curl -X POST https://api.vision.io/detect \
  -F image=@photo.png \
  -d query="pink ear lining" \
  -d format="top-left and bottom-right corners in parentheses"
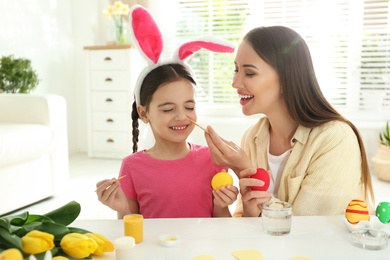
top-left (132, 7), bottom-right (163, 64)
top-left (178, 41), bottom-right (235, 61)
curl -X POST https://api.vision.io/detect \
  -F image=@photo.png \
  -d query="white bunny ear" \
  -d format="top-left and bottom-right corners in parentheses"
top-left (173, 36), bottom-right (235, 62)
top-left (129, 5), bottom-right (163, 65)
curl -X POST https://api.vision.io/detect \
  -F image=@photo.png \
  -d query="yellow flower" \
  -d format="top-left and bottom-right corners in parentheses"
top-left (107, 7), bottom-right (114, 15)
top-left (52, 257), bottom-right (70, 260)
top-left (21, 230), bottom-right (55, 255)
top-left (85, 233), bottom-right (114, 256)
top-left (60, 233), bottom-right (98, 259)
top-left (121, 6), bottom-right (129, 15)
top-left (103, 10), bottom-right (110, 18)
top-left (0, 248), bottom-right (23, 260)
top-left (114, 1), bottom-right (123, 10)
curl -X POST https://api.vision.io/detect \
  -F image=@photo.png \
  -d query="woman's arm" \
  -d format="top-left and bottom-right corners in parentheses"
top-left (205, 126), bottom-right (253, 176)
top-left (236, 168), bottom-right (272, 217)
top-left (291, 128), bottom-right (364, 215)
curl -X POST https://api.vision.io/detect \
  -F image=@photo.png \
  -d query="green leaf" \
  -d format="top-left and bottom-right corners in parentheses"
top-left (38, 221), bottom-right (69, 241)
top-left (25, 214), bottom-right (52, 225)
top-left (0, 212), bottom-right (29, 232)
top-left (68, 226), bottom-right (91, 234)
top-left (0, 228), bottom-right (22, 249)
top-left (43, 201), bottom-right (81, 226)
top-left (24, 248), bottom-right (59, 260)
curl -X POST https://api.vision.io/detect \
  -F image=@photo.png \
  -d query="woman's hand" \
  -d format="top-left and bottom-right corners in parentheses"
top-left (96, 178), bottom-right (129, 214)
top-left (212, 185), bottom-right (239, 217)
top-left (239, 168), bottom-right (272, 217)
top-left (205, 125), bottom-right (253, 176)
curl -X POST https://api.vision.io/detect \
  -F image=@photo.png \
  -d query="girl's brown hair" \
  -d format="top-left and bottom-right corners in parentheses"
top-left (131, 63), bottom-right (196, 153)
top-left (244, 26), bottom-right (374, 204)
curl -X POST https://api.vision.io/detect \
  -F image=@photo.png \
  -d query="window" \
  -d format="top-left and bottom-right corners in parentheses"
top-left (167, 0), bottom-right (390, 120)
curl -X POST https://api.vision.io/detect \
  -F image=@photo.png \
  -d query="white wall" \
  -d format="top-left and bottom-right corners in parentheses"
top-left (0, 0), bottom-right (110, 154)
top-left (0, 0), bottom-right (385, 168)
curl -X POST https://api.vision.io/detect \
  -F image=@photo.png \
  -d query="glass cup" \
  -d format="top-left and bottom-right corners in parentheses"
top-left (124, 214), bottom-right (143, 243)
top-left (261, 201), bottom-right (292, 236)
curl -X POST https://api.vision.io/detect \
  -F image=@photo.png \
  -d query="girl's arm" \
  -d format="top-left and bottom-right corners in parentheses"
top-left (117, 197), bottom-right (140, 219)
top-left (96, 179), bottom-right (140, 219)
top-left (212, 185), bottom-right (239, 217)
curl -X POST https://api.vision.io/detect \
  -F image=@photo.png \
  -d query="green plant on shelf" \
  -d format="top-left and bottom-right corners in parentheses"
top-left (379, 120), bottom-right (390, 146)
top-left (0, 55), bottom-right (40, 93)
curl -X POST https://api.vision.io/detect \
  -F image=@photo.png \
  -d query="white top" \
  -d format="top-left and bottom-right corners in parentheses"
top-left (73, 217), bottom-right (390, 260)
top-left (267, 141), bottom-right (292, 197)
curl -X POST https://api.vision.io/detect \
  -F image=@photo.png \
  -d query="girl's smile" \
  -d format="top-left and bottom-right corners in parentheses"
top-left (170, 124), bottom-right (190, 132)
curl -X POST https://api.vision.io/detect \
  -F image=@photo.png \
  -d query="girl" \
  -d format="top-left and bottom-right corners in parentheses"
top-left (96, 5), bottom-right (237, 219)
top-left (205, 26), bottom-right (375, 217)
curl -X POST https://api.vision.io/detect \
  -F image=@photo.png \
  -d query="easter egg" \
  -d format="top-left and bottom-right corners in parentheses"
top-left (376, 201), bottom-right (390, 224)
top-left (345, 199), bottom-right (370, 224)
top-left (211, 170), bottom-right (233, 190)
top-left (250, 168), bottom-right (270, 191)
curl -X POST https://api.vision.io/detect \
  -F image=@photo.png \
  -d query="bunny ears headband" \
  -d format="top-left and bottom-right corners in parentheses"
top-left (129, 5), bottom-right (235, 106)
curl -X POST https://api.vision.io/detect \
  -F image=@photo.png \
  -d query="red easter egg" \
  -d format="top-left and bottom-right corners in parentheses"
top-left (250, 168), bottom-right (270, 191)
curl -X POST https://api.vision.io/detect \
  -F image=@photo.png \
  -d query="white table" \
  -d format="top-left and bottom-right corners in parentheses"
top-left (73, 216), bottom-right (389, 260)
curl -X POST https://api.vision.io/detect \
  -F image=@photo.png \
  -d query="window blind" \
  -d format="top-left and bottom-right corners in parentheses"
top-left (169, 0), bottom-right (390, 118)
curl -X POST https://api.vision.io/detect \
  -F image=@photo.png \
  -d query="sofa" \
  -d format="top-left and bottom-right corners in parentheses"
top-left (0, 94), bottom-right (69, 215)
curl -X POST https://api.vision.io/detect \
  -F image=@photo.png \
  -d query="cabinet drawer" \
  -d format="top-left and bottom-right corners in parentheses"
top-left (91, 92), bottom-right (131, 111)
top-left (91, 71), bottom-right (130, 90)
top-left (92, 132), bottom-right (131, 153)
top-left (92, 112), bottom-right (130, 131)
top-left (89, 50), bottom-right (130, 70)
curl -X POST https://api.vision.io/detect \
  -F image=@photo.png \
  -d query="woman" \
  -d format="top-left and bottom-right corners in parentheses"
top-left (205, 26), bottom-right (374, 217)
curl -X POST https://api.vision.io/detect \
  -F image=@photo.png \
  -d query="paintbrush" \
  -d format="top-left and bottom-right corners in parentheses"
top-left (113, 175), bottom-right (127, 183)
top-left (188, 118), bottom-right (237, 152)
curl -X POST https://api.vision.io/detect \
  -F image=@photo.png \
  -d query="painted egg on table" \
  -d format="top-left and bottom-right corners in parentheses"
top-left (345, 199), bottom-right (370, 224)
top-left (376, 201), bottom-right (390, 224)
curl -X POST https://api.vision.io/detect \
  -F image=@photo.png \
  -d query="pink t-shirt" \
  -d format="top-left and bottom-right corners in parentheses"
top-left (119, 143), bottom-right (227, 218)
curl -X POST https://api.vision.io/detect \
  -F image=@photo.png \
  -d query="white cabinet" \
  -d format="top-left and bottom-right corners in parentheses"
top-left (84, 45), bottom-right (143, 158)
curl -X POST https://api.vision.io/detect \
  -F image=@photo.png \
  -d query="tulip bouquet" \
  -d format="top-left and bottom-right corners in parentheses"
top-left (0, 201), bottom-right (114, 259)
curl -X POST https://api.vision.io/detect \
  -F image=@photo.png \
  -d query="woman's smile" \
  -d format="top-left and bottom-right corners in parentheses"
top-left (238, 92), bottom-right (254, 106)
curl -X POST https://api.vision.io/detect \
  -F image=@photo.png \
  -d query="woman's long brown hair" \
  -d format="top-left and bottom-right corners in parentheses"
top-left (244, 26), bottom-right (374, 205)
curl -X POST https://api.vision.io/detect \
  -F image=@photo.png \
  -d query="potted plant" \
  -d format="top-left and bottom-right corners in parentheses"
top-left (0, 55), bottom-right (40, 93)
top-left (371, 120), bottom-right (390, 182)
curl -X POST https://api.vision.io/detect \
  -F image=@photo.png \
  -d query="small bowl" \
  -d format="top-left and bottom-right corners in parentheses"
top-left (343, 218), bottom-right (371, 232)
top-left (159, 234), bottom-right (180, 247)
top-left (351, 227), bottom-right (388, 250)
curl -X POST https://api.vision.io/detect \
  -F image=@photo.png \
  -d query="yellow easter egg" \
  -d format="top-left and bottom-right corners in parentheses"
top-left (211, 170), bottom-right (233, 190)
top-left (345, 199), bottom-right (370, 224)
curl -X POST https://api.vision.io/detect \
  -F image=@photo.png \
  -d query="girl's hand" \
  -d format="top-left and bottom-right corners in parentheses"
top-left (212, 185), bottom-right (239, 217)
top-left (213, 185), bottom-right (239, 208)
top-left (239, 168), bottom-right (272, 217)
top-left (205, 126), bottom-right (253, 176)
top-left (96, 178), bottom-right (128, 213)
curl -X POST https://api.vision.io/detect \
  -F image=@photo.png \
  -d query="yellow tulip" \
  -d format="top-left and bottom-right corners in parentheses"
top-left (0, 248), bottom-right (23, 260)
top-left (60, 233), bottom-right (98, 259)
top-left (85, 233), bottom-right (114, 256)
top-left (21, 230), bottom-right (55, 255)
top-left (52, 256), bottom-right (70, 260)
